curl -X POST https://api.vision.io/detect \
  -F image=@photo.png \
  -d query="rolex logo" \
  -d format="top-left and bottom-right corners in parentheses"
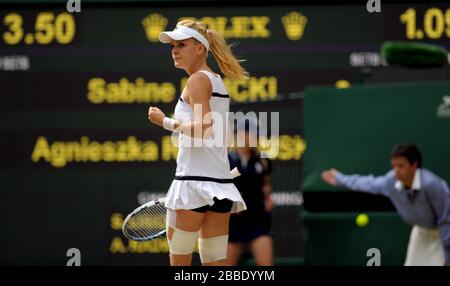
top-left (142, 13), bottom-right (168, 42)
top-left (281, 11), bottom-right (308, 41)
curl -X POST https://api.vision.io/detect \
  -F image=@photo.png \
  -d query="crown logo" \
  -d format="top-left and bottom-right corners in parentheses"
top-left (281, 11), bottom-right (308, 41)
top-left (142, 13), bottom-right (168, 42)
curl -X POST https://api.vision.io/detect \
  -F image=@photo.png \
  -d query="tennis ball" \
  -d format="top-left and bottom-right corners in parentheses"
top-left (356, 213), bottom-right (369, 227)
top-left (335, 80), bottom-right (351, 89)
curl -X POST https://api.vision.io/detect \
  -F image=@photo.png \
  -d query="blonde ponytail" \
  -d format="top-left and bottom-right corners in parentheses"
top-left (207, 29), bottom-right (249, 80)
top-left (176, 20), bottom-right (249, 81)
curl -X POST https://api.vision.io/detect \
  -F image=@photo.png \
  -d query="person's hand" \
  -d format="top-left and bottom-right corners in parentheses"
top-left (321, 168), bottom-right (338, 186)
top-left (264, 195), bottom-right (274, 213)
top-left (148, 106), bottom-right (165, 127)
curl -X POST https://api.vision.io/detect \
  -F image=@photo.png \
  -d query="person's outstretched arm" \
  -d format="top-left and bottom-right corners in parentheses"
top-left (321, 168), bottom-right (390, 195)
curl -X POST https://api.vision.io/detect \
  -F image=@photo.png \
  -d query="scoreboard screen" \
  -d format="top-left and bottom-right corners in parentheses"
top-left (0, 1), bottom-right (449, 265)
top-left (2, 3), bottom-right (449, 103)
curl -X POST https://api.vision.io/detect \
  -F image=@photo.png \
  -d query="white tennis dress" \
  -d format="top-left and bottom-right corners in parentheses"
top-left (164, 70), bottom-right (247, 214)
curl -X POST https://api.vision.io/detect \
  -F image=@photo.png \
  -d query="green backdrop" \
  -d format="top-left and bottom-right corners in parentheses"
top-left (303, 80), bottom-right (450, 192)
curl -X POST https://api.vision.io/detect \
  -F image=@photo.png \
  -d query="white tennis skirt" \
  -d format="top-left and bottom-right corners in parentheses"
top-left (404, 225), bottom-right (445, 266)
top-left (164, 179), bottom-right (247, 214)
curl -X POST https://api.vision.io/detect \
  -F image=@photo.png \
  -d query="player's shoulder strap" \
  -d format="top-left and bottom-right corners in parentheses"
top-left (197, 70), bottom-right (228, 96)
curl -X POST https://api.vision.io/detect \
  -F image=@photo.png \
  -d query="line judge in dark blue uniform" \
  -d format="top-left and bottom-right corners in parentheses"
top-left (227, 119), bottom-right (274, 266)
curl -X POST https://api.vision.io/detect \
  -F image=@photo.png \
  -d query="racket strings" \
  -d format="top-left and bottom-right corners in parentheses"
top-left (127, 212), bottom-right (160, 238)
top-left (124, 202), bottom-right (167, 240)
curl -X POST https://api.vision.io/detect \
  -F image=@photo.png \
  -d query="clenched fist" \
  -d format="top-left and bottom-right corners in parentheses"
top-left (148, 106), bottom-right (165, 127)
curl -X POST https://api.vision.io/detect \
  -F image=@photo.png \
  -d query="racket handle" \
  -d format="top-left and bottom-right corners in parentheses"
top-left (230, 167), bottom-right (241, 178)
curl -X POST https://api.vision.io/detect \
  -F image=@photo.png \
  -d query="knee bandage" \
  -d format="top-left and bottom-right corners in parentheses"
top-left (166, 209), bottom-right (198, 255)
top-left (198, 235), bottom-right (229, 263)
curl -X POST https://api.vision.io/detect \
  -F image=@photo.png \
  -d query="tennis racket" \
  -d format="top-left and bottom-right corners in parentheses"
top-left (122, 197), bottom-right (167, 241)
top-left (122, 167), bottom-right (241, 241)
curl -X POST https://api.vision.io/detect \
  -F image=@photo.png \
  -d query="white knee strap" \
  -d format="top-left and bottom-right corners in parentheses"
top-left (168, 227), bottom-right (198, 255)
top-left (166, 209), bottom-right (198, 255)
top-left (198, 235), bottom-right (229, 263)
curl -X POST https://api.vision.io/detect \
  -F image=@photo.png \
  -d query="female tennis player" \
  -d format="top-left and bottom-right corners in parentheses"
top-left (147, 20), bottom-right (248, 266)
